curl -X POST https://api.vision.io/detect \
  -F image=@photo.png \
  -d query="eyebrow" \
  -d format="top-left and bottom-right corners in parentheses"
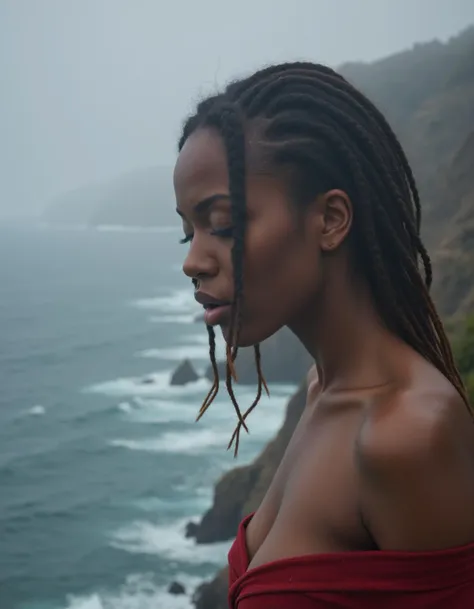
top-left (176, 194), bottom-right (230, 218)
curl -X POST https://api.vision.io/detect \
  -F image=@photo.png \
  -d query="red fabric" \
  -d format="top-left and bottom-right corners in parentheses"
top-left (228, 513), bottom-right (474, 608)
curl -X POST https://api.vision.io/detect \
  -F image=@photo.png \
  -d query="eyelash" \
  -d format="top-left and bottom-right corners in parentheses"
top-left (179, 227), bottom-right (233, 244)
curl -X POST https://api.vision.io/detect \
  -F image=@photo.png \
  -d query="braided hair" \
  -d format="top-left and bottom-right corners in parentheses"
top-left (178, 62), bottom-right (469, 455)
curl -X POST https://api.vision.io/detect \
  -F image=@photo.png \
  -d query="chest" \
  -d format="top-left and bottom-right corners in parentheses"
top-left (245, 397), bottom-right (369, 568)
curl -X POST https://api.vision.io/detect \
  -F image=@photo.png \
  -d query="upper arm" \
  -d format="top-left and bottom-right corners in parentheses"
top-left (358, 392), bottom-right (474, 551)
top-left (306, 364), bottom-right (320, 405)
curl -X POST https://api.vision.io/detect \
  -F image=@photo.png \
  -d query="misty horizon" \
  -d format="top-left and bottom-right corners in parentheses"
top-left (1, 0), bottom-right (474, 218)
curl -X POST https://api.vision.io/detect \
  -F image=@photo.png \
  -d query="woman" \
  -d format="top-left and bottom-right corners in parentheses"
top-left (173, 63), bottom-right (474, 608)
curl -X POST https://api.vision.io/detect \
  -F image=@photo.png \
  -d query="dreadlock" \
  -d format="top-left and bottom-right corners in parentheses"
top-left (178, 61), bottom-right (469, 455)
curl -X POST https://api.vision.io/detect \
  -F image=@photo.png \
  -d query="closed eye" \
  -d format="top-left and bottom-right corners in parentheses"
top-left (179, 228), bottom-right (233, 244)
top-left (211, 227), bottom-right (234, 238)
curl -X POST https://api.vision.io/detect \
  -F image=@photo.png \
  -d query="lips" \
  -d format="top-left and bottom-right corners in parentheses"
top-left (203, 304), bottom-right (232, 326)
top-left (194, 291), bottom-right (233, 326)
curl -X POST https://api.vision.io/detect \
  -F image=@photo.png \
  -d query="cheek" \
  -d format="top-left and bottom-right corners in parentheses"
top-left (242, 223), bottom-right (319, 326)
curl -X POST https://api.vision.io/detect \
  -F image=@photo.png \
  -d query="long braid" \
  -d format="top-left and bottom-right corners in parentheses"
top-left (235, 66), bottom-right (421, 229)
top-left (236, 68), bottom-right (465, 402)
top-left (196, 324), bottom-right (219, 422)
top-left (265, 110), bottom-right (434, 349)
top-left (207, 103), bottom-right (251, 435)
top-left (262, 102), bottom-right (465, 400)
top-left (255, 82), bottom-right (428, 278)
top-left (207, 104), bottom-right (247, 357)
top-left (227, 344), bottom-right (270, 456)
top-left (230, 62), bottom-right (422, 235)
top-left (178, 61), bottom-right (470, 453)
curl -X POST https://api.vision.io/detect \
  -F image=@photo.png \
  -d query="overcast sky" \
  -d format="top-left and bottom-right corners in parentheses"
top-left (1, 0), bottom-right (473, 217)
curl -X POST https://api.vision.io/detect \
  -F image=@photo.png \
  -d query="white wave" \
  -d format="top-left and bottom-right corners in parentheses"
top-left (85, 371), bottom-right (209, 399)
top-left (131, 289), bottom-right (198, 315)
top-left (133, 488), bottom-right (212, 514)
top-left (148, 314), bottom-right (197, 324)
top-left (119, 396), bottom-right (197, 424)
top-left (117, 402), bottom-right (132, 413)
top-left (136, 344), bottom-right (209, 361)
top-left (63, 573), bottom-right (200, 609)
top-left (112, 381), bottom-right (295, 431)
top-left (176, 330), bottom-right (226, 354)
top-left (64, 595), bottom-right (103, 609)
top-left (110, 428), bottom-right (226, 454)
top-left (179, 332), bottom-right (211, 345)
top-left (110, 519), bottom-right (231, 565)
top-left (27, 405), bottom-right (46, 416)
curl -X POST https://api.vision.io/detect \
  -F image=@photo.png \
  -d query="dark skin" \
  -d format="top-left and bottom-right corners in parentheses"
top-left (174, 126), bottom-right (474, 569)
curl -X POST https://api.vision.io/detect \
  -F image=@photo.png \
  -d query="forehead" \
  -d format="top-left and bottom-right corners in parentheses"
top-left (173, 128), bottom-right (229, 206)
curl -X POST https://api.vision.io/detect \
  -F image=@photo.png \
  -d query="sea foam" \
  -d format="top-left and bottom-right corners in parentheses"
top-left (63, 572), bottom-right (200, 609)
top-left (110, 518), bottom-right (231, 564)
top-left (109, 427), bottom-right (225, 454)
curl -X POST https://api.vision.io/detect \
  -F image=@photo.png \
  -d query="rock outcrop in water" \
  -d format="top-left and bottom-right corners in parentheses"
top-left (193, 568), bottom-right (229, 609)
top-left (170, 359), bottom-right (199, 385)
top-left (169, 326), bottom-right (311, 387)
top-left (168, 581), bottom-right (186, 595)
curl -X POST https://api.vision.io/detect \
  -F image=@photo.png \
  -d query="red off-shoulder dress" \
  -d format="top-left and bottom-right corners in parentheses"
top-left (228, 513), bottom-right (474, 608)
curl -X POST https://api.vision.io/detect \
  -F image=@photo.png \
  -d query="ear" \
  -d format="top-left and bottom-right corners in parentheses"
top-left (319, 189), bottom-right (352, 252)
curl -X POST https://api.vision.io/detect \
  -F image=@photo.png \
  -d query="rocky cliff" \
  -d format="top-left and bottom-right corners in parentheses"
top-left (192, 383), bottom-right (307, 609)
top-left (187, 383), bottom-right (307, 545)
top-left (430, 130), bottom-right (474, 318)
top-left (43, 165), bottom-right (176, 228)
top-left (190, 26), bottom-right (474, 609)
top-left (203, 327), bottom-right (312, 385)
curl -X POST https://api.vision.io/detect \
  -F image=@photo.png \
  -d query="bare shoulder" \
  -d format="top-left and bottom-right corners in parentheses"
top-left (306, 364), bottom-right (320, 405)
top-left (358, 377), bottom-right (474, 550)
top-left (359, 380), bottom-right (474, 464)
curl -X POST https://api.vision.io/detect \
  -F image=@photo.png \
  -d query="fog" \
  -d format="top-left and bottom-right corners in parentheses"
top-left (1, 0), bottom-right (473, 217)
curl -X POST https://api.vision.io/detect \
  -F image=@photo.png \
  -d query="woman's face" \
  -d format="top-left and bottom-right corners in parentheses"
top-left (173, 127), bottom-right (329, 347)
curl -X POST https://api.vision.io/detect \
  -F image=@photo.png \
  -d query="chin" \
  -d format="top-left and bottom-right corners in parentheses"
top-left (220, 319), bottom-right (282, 348)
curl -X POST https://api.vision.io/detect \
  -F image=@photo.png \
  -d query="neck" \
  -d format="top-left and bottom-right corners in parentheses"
top-left (289, 262), bottom-right (396, 392)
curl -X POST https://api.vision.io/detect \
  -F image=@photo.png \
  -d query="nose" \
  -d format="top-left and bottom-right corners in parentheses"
top-left (182, 234), bottom-right (218, 281)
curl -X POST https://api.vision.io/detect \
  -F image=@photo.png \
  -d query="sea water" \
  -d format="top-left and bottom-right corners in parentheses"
top-left (0, 224), bottom-right (295, 609)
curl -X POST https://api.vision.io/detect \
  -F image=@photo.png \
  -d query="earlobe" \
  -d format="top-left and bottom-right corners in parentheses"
top-left (320, 189), bottom-right (353, 251)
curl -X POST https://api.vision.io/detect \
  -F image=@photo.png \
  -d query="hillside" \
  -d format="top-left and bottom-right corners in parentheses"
top-left (431, 130), bottom-right (474, 317)
top-left (42, 165), bottom-right (176, 228)
top-left (43, 28), bottom-right (474, 320)
top-left (176, 26), bottom-right (474, 398)
top-left (190, 27), bottom-right (474, 609)
top-left (341, 25), bottom-right (474, 208)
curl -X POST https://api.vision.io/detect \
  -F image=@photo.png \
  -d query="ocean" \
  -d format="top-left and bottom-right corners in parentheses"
top-left (0, 223), bottom-right (296, 609)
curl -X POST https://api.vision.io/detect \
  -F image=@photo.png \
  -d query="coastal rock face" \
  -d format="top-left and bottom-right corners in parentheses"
top-left (193, 567), bottom-right (229, 609)
top-left (190, 28), bottom-right (474, 609)
top-left (191, 384), bottom-right (307, 608)
top-left (188, 382), bottom-right (307, 544)
top-left (170, 359), bottom-right (199, 385)
top-left (430, 130), bottom-right (474, 318)
top-left (168, 581), bottom-right (186, 595)
top-left (204, 327), bottom-right (312, 385)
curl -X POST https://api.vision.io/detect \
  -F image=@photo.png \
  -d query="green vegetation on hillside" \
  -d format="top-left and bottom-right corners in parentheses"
top-left (453, 314), bottom-right (474, 404)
